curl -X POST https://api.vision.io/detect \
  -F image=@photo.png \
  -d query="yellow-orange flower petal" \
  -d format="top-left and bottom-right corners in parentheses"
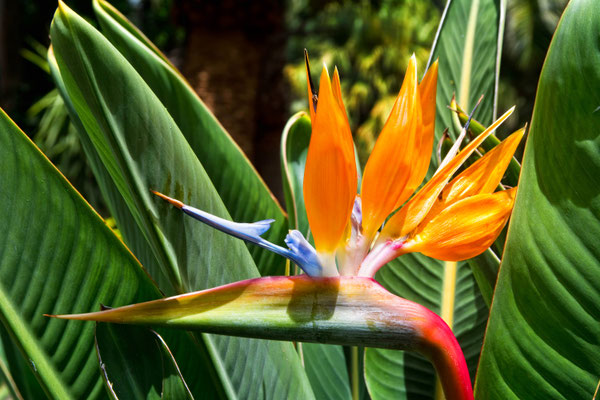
top-left (423, 127), bottom-right (524, 221)
top-left (400, 60), bottom-right (439, 206)
top-left (442, 127), bottom-right (523, 203)
top-left (381, 106), bottom-right (515, 239)
top-left (303, 67), bottom-right (357, 253)
top-left (332, 67), bottom-right (349, 123)
top-left (360, 55), bottom-right (423, 239)
top-left (403, 188), bottom-right (517, 261)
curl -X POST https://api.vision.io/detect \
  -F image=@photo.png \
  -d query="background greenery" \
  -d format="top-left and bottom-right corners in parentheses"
top-left (0, 0), bottom-right (567, 212)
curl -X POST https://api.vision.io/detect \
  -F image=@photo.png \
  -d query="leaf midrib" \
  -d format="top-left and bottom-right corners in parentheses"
top-left (458, 0), bottom-right (480, 111)
top-left (0, 288), bottom-right (72, 399)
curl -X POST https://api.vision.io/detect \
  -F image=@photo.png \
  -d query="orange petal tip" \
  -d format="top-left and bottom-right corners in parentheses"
top-left (152, 190), bottom-right (184, 208)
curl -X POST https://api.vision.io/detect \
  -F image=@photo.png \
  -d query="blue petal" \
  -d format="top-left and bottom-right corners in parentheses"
top-left (284, 230), bottom-right (322, 276)
top-left (236, 219), bottom-right (276, 237)
top-left (181, 205), bottom-right (273, 241)
top-left (180, 205), bottom-right (323, 276)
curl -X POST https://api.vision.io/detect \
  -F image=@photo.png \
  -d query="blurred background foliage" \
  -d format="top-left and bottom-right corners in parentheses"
top-left (0, 0), bottom-right (567, 215)
top-left (285, 0), bottom-right (440, 165)
top-left (0, 0), bottom-right (180, 214)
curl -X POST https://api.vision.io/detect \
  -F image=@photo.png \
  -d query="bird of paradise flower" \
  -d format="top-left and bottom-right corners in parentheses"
top-left (149, 53), bottom-right (520, 280)
top-left (49, 52), bottom-right (523, 400)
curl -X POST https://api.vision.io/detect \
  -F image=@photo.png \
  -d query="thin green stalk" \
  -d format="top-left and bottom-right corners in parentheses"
top-left (351, 346), bottom-right (359, 400)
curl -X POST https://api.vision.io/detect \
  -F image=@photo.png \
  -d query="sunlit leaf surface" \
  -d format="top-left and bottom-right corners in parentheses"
top-left (476, 0), bottom-right (600, 397)
top-left (93, 0), bottom-right (287, 276)
top-left (50, 4), bottom-right (313, 399)
top-left (0, 109), bottom-right (214, 399)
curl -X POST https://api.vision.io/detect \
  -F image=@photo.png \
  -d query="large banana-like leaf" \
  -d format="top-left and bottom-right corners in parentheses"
top-left (92, 0), bottom-right (287, 276)
top-left (47, 48), bottom-right (176, 295)
top-left (280, 113), bottom-right (352, 400)
top-left (95, 324), bottom-right (193, 399)
top-left (428, 0), bottom-right (504, 144)
top-left (50, 4), bottom-right (313, 399)
top-left (475, 0), bottom-right (600, 398)
top-left (0, 109), bottom-right (217, 399)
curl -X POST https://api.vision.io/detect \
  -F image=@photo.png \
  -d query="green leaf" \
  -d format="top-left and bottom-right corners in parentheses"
top-left (50, 4), bottom-right (313, 399)
top-left (0, 108), bottom-right (214, 399)
top-left (95, 323), bottom-right (193, 399)
top-left (96, 323), bottom-right (162, 399)
top-left (92, 0), bottom-right (287, 276)
top-left (49, 46), bottom-right (263, 400)
top-left (301, 343), bottom-right (352, 400)
top-left (48, 45), bottom-right (176, 296)
top-left (475, 0), bottom-right (600, 397)
top-left (50, 40), bottom-right (217, 400)
top-left (281, 112), bottom-right (311, 237)
top-left (280, 113), bottom-right (352, 400)
top-left (428, 0), bottom-right (504, 146)
top-left (153, 333), bottom-right (194, 400)
top-left (365, 256), bottom-right (487, 399)
top-left (0, 325), bottom-right (37, 400)
top-left (466, 249), bottom-right (500, 307)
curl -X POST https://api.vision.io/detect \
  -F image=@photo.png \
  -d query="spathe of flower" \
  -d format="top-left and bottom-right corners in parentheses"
top-left (48, 275), bottom-right (474, 400)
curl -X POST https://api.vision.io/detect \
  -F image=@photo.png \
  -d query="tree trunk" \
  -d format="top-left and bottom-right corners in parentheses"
top-left (176, 0), bottom-right (288, 202)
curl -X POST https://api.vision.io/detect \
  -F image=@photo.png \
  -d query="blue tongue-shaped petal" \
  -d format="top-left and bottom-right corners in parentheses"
top-left (249, 219), bottom-right (276, 236)
top-left (153, 191), bottom-right (323, 276)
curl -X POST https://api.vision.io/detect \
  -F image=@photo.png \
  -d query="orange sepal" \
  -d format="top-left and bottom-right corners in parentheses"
top-left (303, 67), bottom-right (357, 253)
top-left (401, 60), bottom-right (439, 205)
top-left (425, 127), bottom-right (524, 219)
top-left (332, 67), bottom-right (349, 123)
top-left (381, 107), bottom-right (515, 239)
top-left (404, 188), bottom-right (517, 261)
top-left (360, 55), bottom-right (423, 239)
